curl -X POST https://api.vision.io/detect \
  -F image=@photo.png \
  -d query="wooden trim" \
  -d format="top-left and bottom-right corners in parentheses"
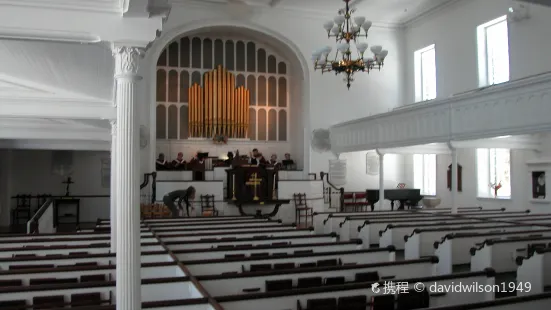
top-left (196, 256), bottom-right (439, 281)
top-left (0, 242), bottom-right (161, 253)
top-left (172, 240), bottom-right (360, 254)
top-left (156, 228), bottom-right (310, 238)
top-left (0, 261), bottom-right (178, 276)
top-left (214, 269), bottom-right (495, 302)
top-left (0, 276), bottom-right (188, 294)
top-left (152, 224), bottom-right (296, 232)
top-left (0, 250), bottom-right (167, 263)
top-left (163, 233), bottom-right (335, 245)
top-left (182, 246), bottom-right (396, 265)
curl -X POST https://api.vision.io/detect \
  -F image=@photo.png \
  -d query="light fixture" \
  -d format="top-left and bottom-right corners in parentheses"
top-left (312, 0), bottom-right (388, 89)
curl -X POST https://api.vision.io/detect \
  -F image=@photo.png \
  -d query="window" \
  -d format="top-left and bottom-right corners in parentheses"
top-left (414, 44), bottom-right (436, 102)
top-left (413, 154), bottom-right (436, 196)
top-left (476, 148), bottom-right (511, 198)
top-left (477, 16), bottom-right (509, 87)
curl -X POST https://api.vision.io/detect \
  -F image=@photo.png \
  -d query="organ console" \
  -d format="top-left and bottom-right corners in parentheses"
top-left (188, 65), bottom-right (250, 139)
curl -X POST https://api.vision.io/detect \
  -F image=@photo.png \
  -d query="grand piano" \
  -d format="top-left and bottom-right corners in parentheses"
top-left (365, 189), bottom-right (424, 211)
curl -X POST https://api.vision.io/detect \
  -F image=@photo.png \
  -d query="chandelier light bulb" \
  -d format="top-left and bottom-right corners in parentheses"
top-left (354, 16), bottom-right (366, 26)
top-left (362, 21), bottom-right (372, 31)
top-left (318, 58), bottom-right (327, 65)
top-left (322, 46), bottom-right (332, 54)
top-left (331, 26), bottom-right (340, 35)
top-left (370, 45), bottom-right (383, 55)
top-left (323, 21), bottom-right (334, 31)
top-left (337, 42), bottom-right (350, 53)
top-left (356, 42), bottom-right (368, 54)
top-left (351, 25), bottom-right (360, 33)
top-left (334, 15), bottom-right (346, 25)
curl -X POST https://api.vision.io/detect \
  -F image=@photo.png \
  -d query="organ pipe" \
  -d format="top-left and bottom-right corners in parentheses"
top-left (188, 65), bottom-right (250, 139)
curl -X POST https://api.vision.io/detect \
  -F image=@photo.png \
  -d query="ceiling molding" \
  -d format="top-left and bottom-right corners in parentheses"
top-left (0, 0), bottom-right (123, 14)
top-left (0, 98), bottom-right (116, 120)
top-left (402, 0), bottom-right (464, 28)
top-left (0, 119), bottom-right (111, 142)
top-left (0, 139), bottom-right (111, 151)
top-left (379, 143), bottom-right (451, 155)
top-left (450, 135), bottom-right (541, 150)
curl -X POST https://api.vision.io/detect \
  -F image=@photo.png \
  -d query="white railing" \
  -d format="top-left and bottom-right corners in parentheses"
top-left (331, 72), bottom-right (551, 153)
top-left (27, 198), bottom-right (55, 234)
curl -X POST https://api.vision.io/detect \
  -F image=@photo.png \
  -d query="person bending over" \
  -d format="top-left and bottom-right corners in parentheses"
top-left (162, 186), bottom-right (196, 217)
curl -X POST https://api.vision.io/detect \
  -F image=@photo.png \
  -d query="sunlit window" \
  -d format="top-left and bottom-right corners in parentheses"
top-left (476, 148), bottom-right (511, 198)
top-left (477, 16), bottom-right (510, 86)
top-left (414, 44), bottom-right (436, 102)
top-left (413, 154), bottom-right (437, 196)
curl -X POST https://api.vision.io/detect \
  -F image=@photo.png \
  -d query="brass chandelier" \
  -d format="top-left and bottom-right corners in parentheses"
top-left (312, 0), bottom-right (388, 89)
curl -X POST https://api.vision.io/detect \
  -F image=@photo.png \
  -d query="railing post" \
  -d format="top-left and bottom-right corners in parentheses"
top-left (339, 187), bottom-right (345, 212)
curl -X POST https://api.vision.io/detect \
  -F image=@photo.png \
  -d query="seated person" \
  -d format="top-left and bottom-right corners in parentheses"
top-left (248, 148), bottom-right (266, 166)
top-left (156, 153), bottom-right (170, 170)
top-left (268, 154), bottom-right (280, 167)
top-left (171, 152), bottom-right (186, 170)
top-left (224, 151), bottom-right (234, 166)
top-left (282, 153), bottom-right (295, 169)
top-left (162, 186), bottom-right (196, 217)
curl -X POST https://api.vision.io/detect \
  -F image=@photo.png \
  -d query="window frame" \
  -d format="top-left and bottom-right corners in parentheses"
top-left (413, 154), bottom-right (437, 196)
top-left (477, 15), bottom-right (510, 87)
top-left (476, 148), bottom-right (512, 199)
top-left (414, 44), bottom-right (437, 102)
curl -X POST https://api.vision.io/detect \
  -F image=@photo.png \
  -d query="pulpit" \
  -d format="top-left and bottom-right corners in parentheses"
top-left (225, 164), bottom-right (289, 218)
top-left (188, 160), bottom-right (205, 181)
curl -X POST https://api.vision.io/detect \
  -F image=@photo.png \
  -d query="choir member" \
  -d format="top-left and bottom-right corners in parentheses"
top-left (282, 153), bottom-right (295, 170)
top-left (224, 151), bottom-right (234, 166)
top-left (171, 152), bottom-right (186, 170)
top-left (268, 154), bottom-right (280, 167)
top-left (156, 153), bottom-right (170, 170)
top-left (249, 148), bottom-right (266, 166)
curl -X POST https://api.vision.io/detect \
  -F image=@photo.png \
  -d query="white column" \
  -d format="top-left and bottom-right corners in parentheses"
top-left (377, 150), bottom-right (385, 211)
top-left (112, 46), bottom-right (143, 310)
top-left (451, 148), bottom-right (458, 214)
top-left (109, 121), bottom-right (117, 253)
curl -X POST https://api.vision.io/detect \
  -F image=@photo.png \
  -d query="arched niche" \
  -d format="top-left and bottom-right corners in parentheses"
top-left (148, 22), bottom-right (310, 173)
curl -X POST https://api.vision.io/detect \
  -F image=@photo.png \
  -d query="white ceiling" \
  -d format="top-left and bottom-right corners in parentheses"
top-left (188, 0), bottom-right (458, 25)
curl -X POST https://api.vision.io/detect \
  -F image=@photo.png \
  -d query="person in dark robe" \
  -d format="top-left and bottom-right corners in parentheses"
top-left (162, 186), bottom-right (196, 217)
top-left (248, 148), bottom-right (266, 166)
top-left (268, 154), bottom-right (280, 167)
top-left (156, 153), bottom-right (170, 170)
top-left (282, 153), bottom-right (295, 170)
top-left (224, 151), bottom-right (234, 166)
top-left (171, 152), bottom-right (186, 170)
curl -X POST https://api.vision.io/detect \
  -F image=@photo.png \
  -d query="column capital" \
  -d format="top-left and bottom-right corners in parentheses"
top-left (110, 120), bottom-right (117, 136)
top-left (112, 45), bottom-right (145, 80)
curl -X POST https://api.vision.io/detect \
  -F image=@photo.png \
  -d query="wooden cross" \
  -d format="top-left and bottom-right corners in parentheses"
top-left (62, 177), bottom-right (74, 196)
top-left (245, 173), bottom-right (262, 201)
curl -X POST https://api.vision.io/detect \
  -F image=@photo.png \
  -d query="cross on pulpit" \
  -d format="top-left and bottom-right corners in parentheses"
top-left (245, 173), bottom-right (262, 201)
top-left (62, 177), bottom-right (74, 196)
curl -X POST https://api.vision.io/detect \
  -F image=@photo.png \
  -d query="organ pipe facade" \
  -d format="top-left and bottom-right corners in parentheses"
top-left (188, 65), bottom-right (250, 138)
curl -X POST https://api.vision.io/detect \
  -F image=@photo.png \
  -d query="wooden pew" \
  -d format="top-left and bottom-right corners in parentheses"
top-left (0, 251), bottom-right (173, 270)
top-left (152, 224), bottom-right (297, 235)
top-left (0, 277), bottom-right (200, 305)
top-left (163, 233), bottom-right (337, 251)
top-left (145, 218), bottom-right (270, 227)
top-left (157, 228), bottom-right (313, 242)
top-left (197, 256), bottom-right (439, 296)
top-left (147, 219), bottom-right (279, 229)
top-left (420, 292), bottom-right (551, 310)
top-left (0, 230), bottom-right (154, 242)
top-left (517, 247), bottom-right (551, 296)
top-left (405, 224), bottom-right (540, 260)
top-left (173, 241), bottom-right (362, 261)
top-left (0, 236), bottom-right (158, 249)
top-left (181, 246), bottom-right (396, 276)
top-left (0, 262), bottom-right (186, 285)
top-left (354, 216), bottom-right (486, 245)
top-left (381, 221), bottom-right (516, 250)
top-left (143, 215), bottom-right (256, 222)
top-left (0, 241), bottom-right (164, 258)
top-left (470, 236), bottom-right (551, 273)
top-left (37, 298), bottom-right (218, 310)
top-left (216, 269), bottom-right (496, 310)
top-left (435, 229), bottom-right (551, 275)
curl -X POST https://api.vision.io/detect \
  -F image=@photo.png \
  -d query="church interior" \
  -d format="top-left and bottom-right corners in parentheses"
top-left (1, 0), bottom-right (551, 309)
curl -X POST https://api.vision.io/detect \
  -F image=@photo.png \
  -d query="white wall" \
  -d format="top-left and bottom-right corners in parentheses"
top-left (404, 0), bottom-right (551, 103)
top-left (138, 2), bottom-right (404, 177)
top-left (4, 150), bottom-right (110, 224)
top-left (340, 152), bottom-right (404, 191)
top-left (402, 133), bottom-right (551, 213)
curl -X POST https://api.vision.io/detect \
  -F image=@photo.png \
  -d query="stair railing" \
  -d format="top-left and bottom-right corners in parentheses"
top-left (140, 172), bottom-right (157, 204)
top-left (320, 171), bottom-right (344, 211)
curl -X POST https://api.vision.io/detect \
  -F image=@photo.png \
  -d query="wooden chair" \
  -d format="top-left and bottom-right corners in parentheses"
top-left (12, 194), bottom-right (32, 225)
top-left (200, 195), bottom-right (218, 216)
top-left (294, 193), bottom-right (313, 228)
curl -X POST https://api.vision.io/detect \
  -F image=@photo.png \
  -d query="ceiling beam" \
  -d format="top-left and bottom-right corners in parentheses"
top-left (0, 98), bottom-right (116, 120)
top-left (0, 139), bottom-right (110, 151)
